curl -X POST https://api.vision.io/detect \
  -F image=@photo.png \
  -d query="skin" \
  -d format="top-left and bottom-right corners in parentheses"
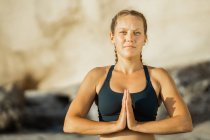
top-left (63, 15), bottom-right (193, 140)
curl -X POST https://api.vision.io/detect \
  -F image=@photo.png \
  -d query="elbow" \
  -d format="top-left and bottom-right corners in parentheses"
top-left (63, 117), bottom-right (77, 134)
top-left (185, 116), bottom-right (193, 132)
top-left (63, 127), bottom-right (75, 134)
top-left (182, 124), bottom-right (193, 132)
top-left (63, 125), bottom-right (73, 134)
top-left (179, 119), bottom-right (193, 133)
top-left (185, 121), bottom-right (193, 132)
top-left (63, 126), bottom-right (69, 133)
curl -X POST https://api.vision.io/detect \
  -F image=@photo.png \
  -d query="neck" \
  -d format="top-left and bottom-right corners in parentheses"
top-left (115, 57), bottom-right (143, 75)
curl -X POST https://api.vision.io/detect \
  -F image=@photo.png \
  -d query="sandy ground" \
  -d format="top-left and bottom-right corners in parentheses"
top-left (1, 121), bottom-right (210, 140)
top-left (0, 133), bottom-right (98, 140)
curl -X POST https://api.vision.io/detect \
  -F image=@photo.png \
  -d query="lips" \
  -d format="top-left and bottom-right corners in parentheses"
top-left (124, 46), bottom-right (135, 48)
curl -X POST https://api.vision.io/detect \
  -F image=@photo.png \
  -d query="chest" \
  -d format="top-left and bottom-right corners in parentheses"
top-left (95, 83), bottom-right (159, 121)
top-left (100, 70), bottom-right (148, 92)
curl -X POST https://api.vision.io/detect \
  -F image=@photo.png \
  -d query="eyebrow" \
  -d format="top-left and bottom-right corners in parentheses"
top-left (118, 28), bottom-right (142, 31)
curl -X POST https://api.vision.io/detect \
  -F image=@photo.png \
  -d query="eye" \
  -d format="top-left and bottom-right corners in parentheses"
top-left (120, 31), bottom-right (127, 35)
top-left (134, 32), bottom-right (141, 36)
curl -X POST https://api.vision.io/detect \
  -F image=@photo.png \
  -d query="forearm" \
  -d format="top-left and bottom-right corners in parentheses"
top-left (132, 116), bottom-right (193, 134)
top-left (63, 116), bottom-right (120, 135)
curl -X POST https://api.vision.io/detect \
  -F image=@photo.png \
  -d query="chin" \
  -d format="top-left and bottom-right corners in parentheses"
top-left (123, 55), bottom-right (138, 60)
top-left (123, 52), bottom-right (139, 58)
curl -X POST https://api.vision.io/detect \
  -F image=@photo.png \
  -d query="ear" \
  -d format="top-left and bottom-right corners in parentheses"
top-left (109, 32), bottom-right (115, 44)
top-left (143, 35), bottom-right (148, 46)
top-left (145, 35), bottom-right (148, 43)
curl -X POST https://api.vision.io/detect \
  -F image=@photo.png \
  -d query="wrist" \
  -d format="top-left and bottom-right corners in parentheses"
top-left (111, 121), bottom-right (124, 132)
top-left (129, 121), bottom-right (139, 131)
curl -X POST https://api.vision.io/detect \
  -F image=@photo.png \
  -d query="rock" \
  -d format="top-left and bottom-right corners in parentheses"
top-left (0, 82), bottom-right (70, 133)
top-left (0, 84), bottom-right (25, 132)
top-left (22, 91), bottom-right (70, 132)
top-left (1, 0), bottom-right (210, 90)
top-left (175, 61), bottom-right (210, 125)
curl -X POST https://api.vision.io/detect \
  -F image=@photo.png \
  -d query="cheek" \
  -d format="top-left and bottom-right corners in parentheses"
top-left (135, 38), bottom-right (145, 46)
top-left (115, 36), bottom-right (124, 44)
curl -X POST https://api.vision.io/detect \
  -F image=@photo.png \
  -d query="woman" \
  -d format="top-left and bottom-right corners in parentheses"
top-left (63, 9), bottom-right (193, 140)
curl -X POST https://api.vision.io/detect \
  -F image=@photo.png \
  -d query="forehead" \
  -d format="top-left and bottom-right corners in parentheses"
top-left (115, 15), bottom-right (144, 30)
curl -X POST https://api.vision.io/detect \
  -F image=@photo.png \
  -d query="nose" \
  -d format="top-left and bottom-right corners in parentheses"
top-left (125, 32), bottom-right (134, 42)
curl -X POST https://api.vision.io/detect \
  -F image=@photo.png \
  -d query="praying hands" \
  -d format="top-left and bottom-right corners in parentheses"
top-left (116, 89), bottom-right (138, 131)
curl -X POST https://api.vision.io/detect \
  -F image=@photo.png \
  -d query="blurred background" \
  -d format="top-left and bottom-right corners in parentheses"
top-left (0, 0), bottom-right (210, 140)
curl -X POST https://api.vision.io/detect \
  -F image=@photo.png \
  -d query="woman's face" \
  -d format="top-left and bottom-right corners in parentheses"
top-left (110, 15), bottom-right (147, 60)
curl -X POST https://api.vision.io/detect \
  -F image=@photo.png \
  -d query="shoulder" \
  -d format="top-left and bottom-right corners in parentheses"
top-left (146, 65), bottom-right (171, 84)
top-left (87, 65), bottom-right (110, 77)
top-left (146, 65), bottom-right (175, 93)
top-left (147, 65), bottom-right (169, 75)
top-left (85, 65), bottom-right (111, 83)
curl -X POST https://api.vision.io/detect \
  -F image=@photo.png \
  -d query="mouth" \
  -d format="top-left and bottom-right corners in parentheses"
top-left (124, 46), bottom-right (135, 48)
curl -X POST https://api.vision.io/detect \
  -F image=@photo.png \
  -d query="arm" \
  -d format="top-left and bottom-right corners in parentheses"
top-left (63, 67), bottom-right (126, 135)
top-left (128, 67), bottom-right (193, 134)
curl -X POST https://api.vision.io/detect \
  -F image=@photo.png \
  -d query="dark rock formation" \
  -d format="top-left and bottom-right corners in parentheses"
top-left (0, 83), bottom-right (70, 133)
top-left (21, 92), bottom-right (70, 132)
top-left (0, 84), bottom-right (25, 132)
top-left (176, 61), bottom-right (210, 125)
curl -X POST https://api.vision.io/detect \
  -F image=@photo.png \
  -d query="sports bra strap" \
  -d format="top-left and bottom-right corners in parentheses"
top-left (105, 65), bottom-right (115, 83)
top-left (143, 65), bottom-right (151, 84)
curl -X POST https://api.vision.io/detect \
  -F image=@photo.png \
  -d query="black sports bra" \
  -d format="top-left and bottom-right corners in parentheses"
top-left (94, 65), bottom-right (160, 122)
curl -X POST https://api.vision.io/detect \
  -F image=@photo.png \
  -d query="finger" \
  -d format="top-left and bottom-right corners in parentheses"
top-left (121, 90), bottom-right (126, 117)
top-left (125, 89), bottom-right (127, 100)
top-left (124, 89), bottom-right (127, 95)
top-left (123, 89), bottom-right (126, 102)
top-left (126, 89), bottom-right (128, 105)
top-left (122, 89), bottom-right (127, 108)
top-left (122, 90), bottom-right (125, 101)
top-left (126, 89), bottom-right (131, 104)
top-left (126, 91), bottom-right (133, 112)
top-left (127, 89), bottom-right (130, 97)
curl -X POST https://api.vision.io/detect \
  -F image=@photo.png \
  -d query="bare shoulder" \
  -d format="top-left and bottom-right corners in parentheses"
top-left (146, 65), bottom-right (173, 90)
top-left (147, 65), bottom-right (180, 98)
top-left (146, 65), bottom-right (171, 82)
top-left (86, 65), bottom-right (110, 85)
top-left (87, 66), bottom-right (108, 78)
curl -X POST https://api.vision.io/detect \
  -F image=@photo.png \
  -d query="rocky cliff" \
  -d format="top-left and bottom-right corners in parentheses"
top-left (1, 0), bottom-right (210, 90)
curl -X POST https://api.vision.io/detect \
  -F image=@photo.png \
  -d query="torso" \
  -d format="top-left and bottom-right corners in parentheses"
top-left (95, 65), bottom-right (161, 140)
top-left (96, 65), bottom-right (161, 102)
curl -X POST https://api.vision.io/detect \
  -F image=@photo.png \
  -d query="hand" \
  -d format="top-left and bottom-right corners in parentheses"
top-left (126, 89), bottom-right (137, 130)
top-left (115, 89), bottom-right (127, 131)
